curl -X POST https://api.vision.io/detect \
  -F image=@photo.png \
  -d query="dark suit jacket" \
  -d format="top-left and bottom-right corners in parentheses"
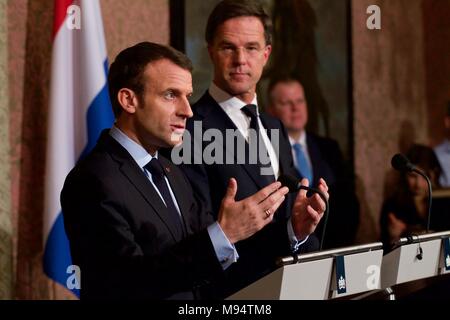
top-left (296, 132), bottom-right (360, 248)
top-left (177, 91), bottom-right (318, 298)
top-left (60, 130), bottom-right (224, 300)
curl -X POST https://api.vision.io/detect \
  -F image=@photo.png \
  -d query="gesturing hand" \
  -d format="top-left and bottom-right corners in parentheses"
top-left (291, 178), bottom-right (329, 241)
top-left (218, 178), bottom-right (289, 244)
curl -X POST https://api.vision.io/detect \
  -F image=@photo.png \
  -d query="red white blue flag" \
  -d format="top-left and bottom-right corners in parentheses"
top-left (44, 0), bottom-right (114, 296)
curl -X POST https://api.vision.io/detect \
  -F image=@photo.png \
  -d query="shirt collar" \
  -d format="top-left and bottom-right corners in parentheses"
top-left (209, 82), bottom-right (259, 115)
top-left (289, 131), bottom-right (307, 147)
top-left (109, 125), bottom-right (155, 169)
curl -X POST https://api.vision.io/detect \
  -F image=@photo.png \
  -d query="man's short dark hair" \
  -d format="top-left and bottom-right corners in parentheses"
top-left (447, 101), bottom-right (450, 117)
top-left (205, 0), bottom-right (272, 46)
top-left (267, 76), bottom-right (302, 103)
top-left (108, 42), bottom-right (193, 117)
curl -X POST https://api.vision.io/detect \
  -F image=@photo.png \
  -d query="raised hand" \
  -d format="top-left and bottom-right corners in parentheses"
top-left (291, 178), bottom-right (329, 240)
top-left (218, 178), bottom-right (289, 244)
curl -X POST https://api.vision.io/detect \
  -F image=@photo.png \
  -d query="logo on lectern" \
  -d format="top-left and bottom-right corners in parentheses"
top-left (444, 238), bottom-right (450, 271)
top-left (335, 255), bottom-right (347, 294)
top-left (338, 275), bottom-right (346, 291)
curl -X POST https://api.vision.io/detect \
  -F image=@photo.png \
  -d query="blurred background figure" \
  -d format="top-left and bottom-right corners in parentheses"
top-left (267, 77), bottom-right (359, 249)
top-left (434, 102), bottom-right (450, 188)
top-left (380, 144), bottom-right (443, 249)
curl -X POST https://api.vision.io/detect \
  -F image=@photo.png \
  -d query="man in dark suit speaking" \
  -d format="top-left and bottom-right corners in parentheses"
top-left (176, 0), bottom-right (329, 298)
top-left (60, 42), bottom-right (291, 300)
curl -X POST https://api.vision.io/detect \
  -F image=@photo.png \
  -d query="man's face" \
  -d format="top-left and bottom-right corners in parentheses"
top-left (407, 171), bottom-right (429, 197)
top-left (208, 16), bottom-right (271, 103)
top-left (132, 59), bottom-right (193, 151)
top-left (269, 81), bottom-right (308, 133)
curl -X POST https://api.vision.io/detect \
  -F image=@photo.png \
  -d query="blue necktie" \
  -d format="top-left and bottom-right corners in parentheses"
top-left (293, 143), bottom-right (313, 183)
top-left (145, 158), bottom-right (185, 239)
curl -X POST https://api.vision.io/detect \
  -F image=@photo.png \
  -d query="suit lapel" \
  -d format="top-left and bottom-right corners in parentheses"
top-left (306, 133), bottom-right (336, 187)
top-left (100, 132), bottom-right (182, 242)
top-left (197, 92), bottom-right (271, 189)
top-left (262, 115), bottom-right (297, 178)
top-left (196, 92), bottom-right (240, 136)
top-left (306, 134), bottom-right (320, 186)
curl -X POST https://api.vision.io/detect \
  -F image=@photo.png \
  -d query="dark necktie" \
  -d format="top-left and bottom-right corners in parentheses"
top-left (145, 158), bottom-right (185, 239)
top-left (241, 104), bottom-right (275, 185)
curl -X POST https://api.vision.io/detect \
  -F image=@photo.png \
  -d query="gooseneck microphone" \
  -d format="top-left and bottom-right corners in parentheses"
top-left (278, 175), bottom-right (329, 251)
top-left (391, 153), bottom-right (433, 232)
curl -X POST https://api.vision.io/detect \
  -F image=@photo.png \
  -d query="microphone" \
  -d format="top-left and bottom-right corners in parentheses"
top-left (391, 153), bottom-right (417, 172)
top-left (391, 153), bottom-right (433, 232)
top-left (278, 174), bottom-right (329, 250)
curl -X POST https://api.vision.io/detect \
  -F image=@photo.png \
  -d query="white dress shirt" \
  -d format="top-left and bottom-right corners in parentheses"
top-left (209, 82), bottom-right (280, 178)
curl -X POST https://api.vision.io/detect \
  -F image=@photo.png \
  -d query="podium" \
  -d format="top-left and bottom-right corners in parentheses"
top-left (380, 230), bottom-right (450, 289)
top-left (228, 242), bottom-right (383, 300)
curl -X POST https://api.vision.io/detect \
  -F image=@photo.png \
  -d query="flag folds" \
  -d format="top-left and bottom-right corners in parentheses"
top-left (43, 0), bottom-right (114, 296)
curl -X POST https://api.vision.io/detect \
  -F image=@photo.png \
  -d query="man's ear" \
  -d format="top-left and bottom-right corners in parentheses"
top-left (266, 104), bottom-right (275, 117)
top-left (262, 44), bottom-right (272, 66)
top-left (207, 44), bottom-right (214, 61)
top-left (117, 88), bottom-right (138, 114)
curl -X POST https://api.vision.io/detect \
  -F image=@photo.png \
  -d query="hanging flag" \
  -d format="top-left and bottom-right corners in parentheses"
top-left (43, 0), bottom-right (114, 297)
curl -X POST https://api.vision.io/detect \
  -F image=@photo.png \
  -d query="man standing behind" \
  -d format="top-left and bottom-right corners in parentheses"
top-left (267, 77), bottom-right (359, 248)
top-left (60, 42), bottom-right (290, 300)
top-left (178, 0), bottom-right (328, 298)
top-left (434, 102), bottom-right (450, 188)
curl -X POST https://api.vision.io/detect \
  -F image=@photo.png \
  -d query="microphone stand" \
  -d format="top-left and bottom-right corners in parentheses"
top-left (391, 154), bottom-right (433, 233)
top-left (412, 169), bottom-right (433, 233)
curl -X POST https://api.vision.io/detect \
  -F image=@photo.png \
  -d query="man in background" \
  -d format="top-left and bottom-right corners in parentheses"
top-left (267, 77), bottom-right (359, 248)
top-left (434, 102), bottom-right (450, 187)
